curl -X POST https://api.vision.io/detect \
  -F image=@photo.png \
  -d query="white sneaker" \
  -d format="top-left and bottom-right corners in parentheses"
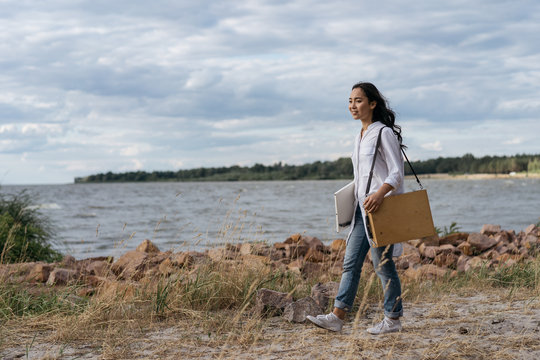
top-left (306, 312), bottom-right (344, 332)
top-left (367, 317), bottom-right (402, 335)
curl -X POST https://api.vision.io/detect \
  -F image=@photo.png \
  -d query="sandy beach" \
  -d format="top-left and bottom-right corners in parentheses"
top-left (410, 172), bottom-right (540, 180)
top-left (2, 291), bottom-right (539, 359)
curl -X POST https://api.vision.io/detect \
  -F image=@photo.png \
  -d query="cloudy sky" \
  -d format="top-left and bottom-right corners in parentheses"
top-left (1, 0), bottom-right (539, 184)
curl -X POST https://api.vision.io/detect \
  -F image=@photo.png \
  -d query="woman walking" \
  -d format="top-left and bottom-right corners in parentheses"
top-left (307, 82), bottom-right (405, 334)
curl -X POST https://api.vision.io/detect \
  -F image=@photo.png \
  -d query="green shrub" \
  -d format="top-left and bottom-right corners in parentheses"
top-left (0, 190), bottom-right (62, 263)
top-left (435, 221), bottom-right (461, 237)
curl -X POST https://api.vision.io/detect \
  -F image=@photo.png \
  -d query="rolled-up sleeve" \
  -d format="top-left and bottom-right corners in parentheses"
top-left (380, 127), bottom-right (404, 190)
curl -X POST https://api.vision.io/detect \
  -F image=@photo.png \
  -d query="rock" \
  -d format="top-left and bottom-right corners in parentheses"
top-left (481, 224), bottom-right (501, 236)
top-left (311, 282), bottom-right (340, 310)
top-left (301, 262), bottom-right (323, 278)
top-left (506, 230), bottom-right (517, 242)
top-left (480, 249), bottom-right (499, 260)
top-left (418, 243), bottom-right (426, 255)
top-left (467, 233), bottom-right (498, 252)
top-left (456, 255), bottom-right (471, 272)
top-left (136, 239), bottom-right (160, 253)
top-left (506, 242), bottom-right (519, 254)
top-left (465, 256), bottom-right (489, 271)
top-left (242, 254), bottom-right (270, 268)
top-left (225, 243), bottom-right (241, 252)
top-left (421, 245), bottom-right (439, 259)
top-left (158, 258), bottom-right (175, 276)
top-left (252, 243), bottom-right (273, 257)
top-left (254, 288), bottom-right (293, 317)
top-left (402, 243), bottom-right (419, 256)
top-left (239, 243), bottom-right (253, 255)
top-left (47, 268), bottom-right (78, 286)
top-left (403, 267), bottom-right (419, 280)
top-left (497, 253), bottom-right (512, 263)
top-left (404, 264), bottom-right (448, 280)
top-left (287, 259), bottom-right (304, 274)
top-left (330, 250), bottom-right (345, 262)
top-left (171, 252), bottom-right (194, 268)
top-left (422, 264), bottom-right (449, 279)
top-left (522, 234), bottom-right (539, 249)
top-left (439, 244), bottom-right (458, 254)
top-left (268, 248), bottom-right (287, 261)
top-left (25, 263), bottom-right (53, 283)
top-left (433, 252), bottom-right (459, 268)
top-left (302, 236), bottom-right (325, 251)
top-left (397, 249), bottom-right (421, 269)
top-left (439, 232), bottom-right (468, 246)
top-left (283, 296), bottom-right (323, 323)
top-left (61, 255), bottom-right (77, 267)
top-left (458, 241), bottom-right (475, 256)
top-left (420, 235), bottom-right (440, 247)
top-left (330, 239), bottom-right (346, 252)
top-left (111, 250), bottom-right (148, 280)
top-left (493, 232), bottom-right (512, 244)
top-left (96, 280), bottom-right (137, 301)
top-left (285, 244), bottom-right (309, 259)
top-left (524, 224), bottom-right (538, 236)
top-left (395, 257), bottom-right (410, 270)
top-left (85, 275), bottom-right (108, 287)
top-left (408, 239), bottom-right (422, 247)
top-left (284, 234), bottom-right (302, 244)
top-left (328, 261), bottom-right (343, 276)
top-left (304, 248), bottom-right (325, 263)
top-left (497, 253), bottom-right (524, 264)
top-left (85, 260), bottom-right (110, 277)
top-left (500, 258), bottom-right (517, 268)
top-left (77, 287), bottom-right (96, 297)
top-left (208, 248), bottom-right (237, 262)
top-left (4, 262), bottom-right (37, 277)
top-left (496, 245), bottom-right (508, 255)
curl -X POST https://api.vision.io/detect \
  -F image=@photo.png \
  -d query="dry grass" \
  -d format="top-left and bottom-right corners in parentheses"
top-left (1, 253), bottom-right (539, 359)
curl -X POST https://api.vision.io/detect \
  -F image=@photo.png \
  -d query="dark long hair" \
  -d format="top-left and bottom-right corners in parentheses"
top-left (352, 82), bottom-right (405, 148)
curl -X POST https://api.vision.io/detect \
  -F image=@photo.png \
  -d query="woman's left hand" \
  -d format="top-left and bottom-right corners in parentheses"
top-left (363, 193), bottom-right (384, 213)
top-left (363, 183), bottom-right (394, 213)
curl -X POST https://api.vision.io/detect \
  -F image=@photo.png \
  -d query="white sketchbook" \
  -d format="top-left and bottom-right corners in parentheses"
top-left (334, 181), bottom-right (355, 233)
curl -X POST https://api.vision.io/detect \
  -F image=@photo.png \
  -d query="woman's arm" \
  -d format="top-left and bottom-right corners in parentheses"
top-left (363, 183), bottom-right (393, 213)
top-left (363, 128), bottom-right (404, 213)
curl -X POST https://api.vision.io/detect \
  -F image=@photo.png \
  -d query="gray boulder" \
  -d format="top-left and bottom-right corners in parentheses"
top-left (283, 296), bottom-right (323, 323)
top-left (254, 288), bottom-right (293, 317)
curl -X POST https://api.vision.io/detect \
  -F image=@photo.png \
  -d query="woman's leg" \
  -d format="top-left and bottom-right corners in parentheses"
top-left (370, 244), bottom-right (403, 318)
top-left (333, 208), bottom-right (371, 313)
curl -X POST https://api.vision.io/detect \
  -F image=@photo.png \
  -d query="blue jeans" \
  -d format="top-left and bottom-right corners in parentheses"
top-left (334, 206), bottom-right (403, 318)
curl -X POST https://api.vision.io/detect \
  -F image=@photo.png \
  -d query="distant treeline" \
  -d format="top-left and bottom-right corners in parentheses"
top-left (74, 153), bottom-right (540, 183)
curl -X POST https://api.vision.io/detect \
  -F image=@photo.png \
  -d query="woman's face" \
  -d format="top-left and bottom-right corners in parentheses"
top-left (349, 88), bottom-right (376, 122)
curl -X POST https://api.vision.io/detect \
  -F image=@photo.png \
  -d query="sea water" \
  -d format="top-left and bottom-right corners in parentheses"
top-left (2, 178), bottom-right (539, 259)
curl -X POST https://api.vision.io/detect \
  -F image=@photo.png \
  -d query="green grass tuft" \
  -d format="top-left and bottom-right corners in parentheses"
top-left (0, 190), bottom-right (63, 263)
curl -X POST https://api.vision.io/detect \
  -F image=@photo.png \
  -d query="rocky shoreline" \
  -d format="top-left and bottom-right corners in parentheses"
top-left (1, 223), bottom-right (539, 359)
top-left (1, 223), bottom-right (539, 321)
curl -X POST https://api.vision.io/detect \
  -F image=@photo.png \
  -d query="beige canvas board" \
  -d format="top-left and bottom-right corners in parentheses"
top-left (367, 189), bottom-right (436, 247)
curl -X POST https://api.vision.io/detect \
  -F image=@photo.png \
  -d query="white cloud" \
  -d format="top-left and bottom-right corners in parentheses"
top-left (503, 137), bottom-right (523, 145)
top-left (421, 141), bottom-right (443, 152)
top-left (119, 146), bottom-right (141, 157)
top-left (1, 0), bottom-right (540, 184)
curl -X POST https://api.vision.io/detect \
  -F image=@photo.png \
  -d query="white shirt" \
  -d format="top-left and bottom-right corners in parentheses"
top-left (349, 121), bottom-right (405, 256)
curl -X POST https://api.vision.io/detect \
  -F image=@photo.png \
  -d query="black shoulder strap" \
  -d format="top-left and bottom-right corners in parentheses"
top-left (401, 147), bottom-right (423, 190)
top-left (364, 127), bottom-right (384, 196)
top-left (364, 127), bottom-right (423, 197)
